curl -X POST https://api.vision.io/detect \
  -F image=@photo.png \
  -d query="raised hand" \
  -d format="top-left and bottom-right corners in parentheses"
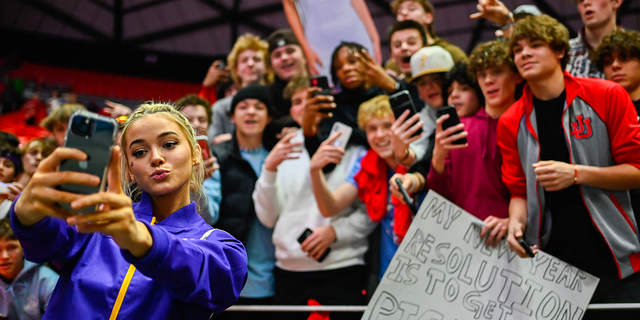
top-left (264, 131), bottom-right (303, 172)
top-left (431, 114), bottom-right (468, 174)
top-left (66, 146), bottom-right (153, 258)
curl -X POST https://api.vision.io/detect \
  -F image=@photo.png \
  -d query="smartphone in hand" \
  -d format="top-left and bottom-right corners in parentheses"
top-left (329, 122), bottom-right (353, 149)
top-left (517, 237), bottom-right (536, 257)
top-left (58, 110), bottom-right (119, 213)
top-left (389, 90), bottom-right (423, 137)
top-left (297, 228), bottom-right (331, 262)
top-left (436, 105), bottom-right (467, 145)
top-left (311, 76), bottom-right (334, 114)
top-left (395, 177), bottom-right (417, 215)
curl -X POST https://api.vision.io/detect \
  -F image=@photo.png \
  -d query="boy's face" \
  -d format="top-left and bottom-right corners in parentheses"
top-left (447, 80), bottom-right (480, 118)
top-left (0, 157), bottom-right (17, 183)
top-left (364, 115), bottom-right (395, 159)
top-left (577, 0), bottom-right (621, 30)
top-left (414, 73), bottom-right (444, 108)
top-left (396, 1), bottom-right (433, 28)
top-left (181, 104), bottom-right (209, 136)
top-left (476, 65), bottom-right (522, 110)
top-left (0, 237), bottom-right (24, 283)
top-left (270, 45), bottom-right (307, 81)
top-left (290, 89), bottom-right (307, 126)
top-left (231, 98), bottom-right (271, 139)
top-left (236, 49), bottom-right (267, 87)
top-left (512, 38), bottom-right (564, 83)
top-left (52, 121), bottom-right (67, 147)
top-left (390, 29), bottom-right (424, 74)
top-left (603, 54), bottom-right (640, 95)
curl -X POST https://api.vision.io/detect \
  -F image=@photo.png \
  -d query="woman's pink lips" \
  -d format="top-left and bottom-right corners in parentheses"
top-left (151, 170), bottom-right (169, 180)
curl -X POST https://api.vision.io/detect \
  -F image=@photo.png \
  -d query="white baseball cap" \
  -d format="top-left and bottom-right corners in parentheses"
top-left (409, 46), bottom-right (454, 83)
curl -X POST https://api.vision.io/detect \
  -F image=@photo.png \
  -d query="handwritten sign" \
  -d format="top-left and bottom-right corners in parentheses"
top-left (362, 191), bottom-right (599, 320)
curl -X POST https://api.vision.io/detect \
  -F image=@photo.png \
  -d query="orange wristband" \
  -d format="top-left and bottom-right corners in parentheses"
top-left (573, 165), bottom-right (578, 184)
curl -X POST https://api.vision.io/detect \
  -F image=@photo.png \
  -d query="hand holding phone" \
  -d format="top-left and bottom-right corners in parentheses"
top-left (395, 178), bottom-right (417, 215)
top-left (329, 122), bottom-right (352, 149)
top-left (298, 228), bottom-right (332, 262)
top-left (58, 110), bottom-right (118, 213)
top-left (310, 76), bottom-right (333, 113)
top-left (517, 237), bottom-right (536, 258)
top-left (436, 105), bottom-right (467, 145)
top-left (389, 90), bottom-right (423, 137)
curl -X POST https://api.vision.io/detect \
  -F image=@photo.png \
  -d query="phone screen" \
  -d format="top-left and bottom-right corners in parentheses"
top-left (389, 90), bottom-right (423, 137)
top-left (436, 105), bottom-right (467, 145)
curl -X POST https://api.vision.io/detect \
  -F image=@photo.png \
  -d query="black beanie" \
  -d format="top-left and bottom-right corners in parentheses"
top-left (230, 84), bottom-right (274, 116)
top-left (267, 29), bottom-right (300, 55)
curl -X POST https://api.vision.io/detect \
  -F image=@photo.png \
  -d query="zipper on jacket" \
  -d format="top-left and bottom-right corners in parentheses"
top-left (109, 216), bottom-right (156, 320)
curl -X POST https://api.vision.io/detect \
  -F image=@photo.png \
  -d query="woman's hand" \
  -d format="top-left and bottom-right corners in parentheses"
top-left (264, 131), bottom-right (303, 172)
top-left (300, 225), bottom-right (336, 260)
top-left (66, 146), bottom-right (153, 258)
top-left (432, 114), bottom-right (468, 174)
top-left (14, 148), bottom-right (101, 226)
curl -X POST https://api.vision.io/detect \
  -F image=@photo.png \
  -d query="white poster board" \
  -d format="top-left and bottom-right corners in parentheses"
top-left (362, 191), bottom-right (599, 320)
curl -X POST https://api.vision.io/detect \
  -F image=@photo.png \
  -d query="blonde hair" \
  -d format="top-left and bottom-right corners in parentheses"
top-left (228, 33), bottom-right (274, 87)
top-left (119, 103), bottom-right (204, 202)
top-left (40, 103), bottom-right (86, 132)
top-left (358, 95), bottom-right (394, 130)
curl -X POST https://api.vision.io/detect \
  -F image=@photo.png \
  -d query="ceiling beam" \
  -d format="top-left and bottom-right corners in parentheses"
top-left (124, 0), bottom-right (177, 15)
top-left (114, 0), bottom-right (123, 44)
top-left (86, 0), bottom-right (112, 11)
top-left (20, 0), bottom-right (111, 43)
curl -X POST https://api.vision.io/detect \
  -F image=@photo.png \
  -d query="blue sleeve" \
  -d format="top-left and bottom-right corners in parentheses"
top-left (201, 171), bottom-right (221, 225)
top-left (346, 152), bottom-right (365, 188)
top-left (122, 222), bottom-right (248, 314)
top-left (10, 194), bottom-right (90, 267)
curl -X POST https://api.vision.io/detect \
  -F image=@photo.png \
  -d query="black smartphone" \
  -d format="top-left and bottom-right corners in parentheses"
top-left (395, 178), bottom-right (417, 215)
top-left (310, 76), bottom-right (333, 113)
top-left (389, 90), bottom-right (423, 137)
top-left (436, 105), bottom-right (467, 145)
top-left (297, 228), bottom-right (331, 262)
top-left (517, 237), bottom-right (536, 258)
top-left (58, 110), bottom-right (118, 213)
top-left (216, 61), bottom-right (226, 70)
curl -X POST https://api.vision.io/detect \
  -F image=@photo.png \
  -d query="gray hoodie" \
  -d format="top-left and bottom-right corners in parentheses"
top-left (0, 260), bottom-right (58, 320)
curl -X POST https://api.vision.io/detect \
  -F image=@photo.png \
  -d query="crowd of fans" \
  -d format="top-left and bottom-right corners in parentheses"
top-left (1, 0), bottom-right (640, 319)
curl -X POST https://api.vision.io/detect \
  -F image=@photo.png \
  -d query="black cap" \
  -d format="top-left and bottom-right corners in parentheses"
top-left (230, 84), bottom-right (274, 116)
top-left (267, 29), bottom-right (300, 55)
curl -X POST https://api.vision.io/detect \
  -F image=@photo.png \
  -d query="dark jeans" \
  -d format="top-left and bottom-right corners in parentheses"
top-left (274, 265), bottom-right (366, 320)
